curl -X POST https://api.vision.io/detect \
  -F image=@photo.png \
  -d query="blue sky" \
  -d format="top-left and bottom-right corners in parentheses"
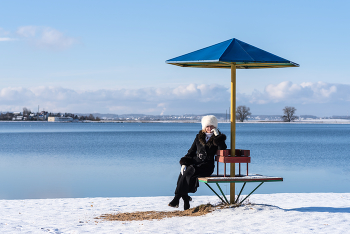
top-left (1, 0), bottom-right (350, 116)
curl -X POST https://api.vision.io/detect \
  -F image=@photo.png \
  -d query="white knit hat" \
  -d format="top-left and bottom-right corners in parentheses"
top-left (201, 115), bottom-right (218, 130)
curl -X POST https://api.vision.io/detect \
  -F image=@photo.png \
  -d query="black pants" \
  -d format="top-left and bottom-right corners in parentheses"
top-left (175, 164), bottom-right (214, 195)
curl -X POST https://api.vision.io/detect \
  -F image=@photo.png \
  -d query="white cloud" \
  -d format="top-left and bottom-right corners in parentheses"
top-left (172, 84), bottom-right (200, 98)
top-left (0, 84), bottom-right (229, 115)
top-left (0, 37), bottom-right (16, 42)
top-left (0, 27), bottom-right (10, 35)
top-left (17, 26), bottom-right (37, 38)
top-left (16, 26), bottom-right (77, 49)
top-left (265, 81), bottom-right (302, 100)
top-left (235, 81), bottom-right (350, 116)
top-left (1, 82), bottom-right (350, 116)
top-left (242, 81), bottom-right (350, 105)
top-left (0, 27), bottom-right (16, 42)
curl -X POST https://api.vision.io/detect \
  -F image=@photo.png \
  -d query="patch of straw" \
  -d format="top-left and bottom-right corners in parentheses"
top-left (97, 203), bottom-right (240, 221)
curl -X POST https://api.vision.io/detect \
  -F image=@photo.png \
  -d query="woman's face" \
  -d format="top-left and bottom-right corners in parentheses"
top-left (205, 125), bottom-right (215, 133)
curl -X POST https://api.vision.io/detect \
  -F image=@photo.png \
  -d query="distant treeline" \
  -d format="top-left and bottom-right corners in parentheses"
top-left (0, 110), bottom-right (100, 121)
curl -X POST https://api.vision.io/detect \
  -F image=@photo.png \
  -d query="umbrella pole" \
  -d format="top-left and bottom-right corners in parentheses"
top-left (230, 64), bottom-right (236, 204)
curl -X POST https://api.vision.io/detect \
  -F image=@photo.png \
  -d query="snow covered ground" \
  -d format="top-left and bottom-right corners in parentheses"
top-left (1, 193), bottom-right (350, 233)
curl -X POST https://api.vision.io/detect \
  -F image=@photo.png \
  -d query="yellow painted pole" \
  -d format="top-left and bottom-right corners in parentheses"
top-left (230, 63), bottom-right (236, 203)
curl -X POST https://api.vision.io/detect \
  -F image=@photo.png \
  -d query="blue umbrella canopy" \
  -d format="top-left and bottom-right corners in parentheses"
top-left (166, 38), bottom-right (299, 69)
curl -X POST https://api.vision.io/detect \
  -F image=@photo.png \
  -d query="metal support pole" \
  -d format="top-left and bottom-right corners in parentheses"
top-left (230, 63), bottom-right (236, 203)
top-left (239, 182), bottom-right (264, 205)
top-left (216, 183), bottom-right (229, 204)
top-left (205, 183), bottom-right (227, 204)
top-left (235, 182), bottom-right (246, 203)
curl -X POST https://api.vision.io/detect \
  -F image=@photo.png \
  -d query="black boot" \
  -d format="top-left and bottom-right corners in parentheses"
top-left (183, 194), bottom-right (192, 201)
top-left (182, 194), bottom-right (191, 210)
top-left (168, 194), bottom-right (181, 208)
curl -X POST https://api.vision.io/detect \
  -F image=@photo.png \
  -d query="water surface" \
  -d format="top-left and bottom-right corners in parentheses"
top-left (0, 122), bottom-right (349, 199)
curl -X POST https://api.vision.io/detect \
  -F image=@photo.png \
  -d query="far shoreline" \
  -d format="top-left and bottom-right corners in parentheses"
top-left (2, 120), bottom-right (350, 124)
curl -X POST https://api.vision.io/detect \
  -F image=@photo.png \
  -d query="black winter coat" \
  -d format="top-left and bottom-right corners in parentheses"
top-left (174, 130), bottom-right (227, 195)
top-left (180, 130), bottom-right (227, 172)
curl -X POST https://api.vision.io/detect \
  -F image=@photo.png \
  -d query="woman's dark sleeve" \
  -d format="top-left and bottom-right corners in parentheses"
top-left (179, 137), bottom-right (197, 166)
top-left (213, 133), bottom-right (227, 150)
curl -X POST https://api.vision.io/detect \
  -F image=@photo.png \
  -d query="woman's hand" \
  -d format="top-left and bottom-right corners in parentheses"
top-left (211, 128), bottom-right (219, 136)
top-left (181, 165), bottom-right (186, 175)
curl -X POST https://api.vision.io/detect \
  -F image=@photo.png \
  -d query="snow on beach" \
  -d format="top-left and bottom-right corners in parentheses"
top-left (1, 193), bottom-right (350, 233)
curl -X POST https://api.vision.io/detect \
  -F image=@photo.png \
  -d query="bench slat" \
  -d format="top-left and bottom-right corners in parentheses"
top-left (198, 175), bottom-right (283, 183)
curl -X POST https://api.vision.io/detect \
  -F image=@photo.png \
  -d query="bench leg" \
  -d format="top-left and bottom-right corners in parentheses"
top-left (235, 182), bottom-right (246, 203)
top-left (238, 182), bottom-right (264, 205)
top-left (206, 182), bottom-right (265, 205)
top-left (204, 183), bottom-right (228, 204)
top-left (216, 183), bottom-right (229, 204)
top-left (217, 161), bottom-right (219, 176)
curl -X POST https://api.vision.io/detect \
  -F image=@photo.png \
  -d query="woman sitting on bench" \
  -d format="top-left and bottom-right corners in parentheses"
top-left (168, 115), bottom-right (227, 210)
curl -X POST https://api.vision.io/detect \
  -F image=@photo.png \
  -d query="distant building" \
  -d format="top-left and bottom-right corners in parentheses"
top-left (38, 111), bottom-right (49, 121)
top-left (48, 117), bottom-right (73, 122)
top-left (12, 115), bottom-right (23, 121)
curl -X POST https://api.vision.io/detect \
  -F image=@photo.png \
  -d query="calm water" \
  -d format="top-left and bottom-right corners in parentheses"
top-left (0, 122), bottom-right (349, 199)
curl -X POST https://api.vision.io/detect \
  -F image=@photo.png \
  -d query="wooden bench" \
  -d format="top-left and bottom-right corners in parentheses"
top-left (198, 149), bottom-right (283, 204)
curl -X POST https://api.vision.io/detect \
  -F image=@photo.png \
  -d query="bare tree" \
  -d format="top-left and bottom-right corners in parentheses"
top-left (236, 105), bottom-right (251, 122)
top-left (23, 107), bottom-right (31, 117)
top-left (282, 106), bottom-right (298, 122)
top-left (88, 114), bottom-right (95, 121)
top-left (0, 112), bottom-right (14, 121)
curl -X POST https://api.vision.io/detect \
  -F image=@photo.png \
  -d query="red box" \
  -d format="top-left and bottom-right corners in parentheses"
top-left (216, 149), bottom-right (231, 156)
top-left (235, 149), bottom-right (250, 157)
